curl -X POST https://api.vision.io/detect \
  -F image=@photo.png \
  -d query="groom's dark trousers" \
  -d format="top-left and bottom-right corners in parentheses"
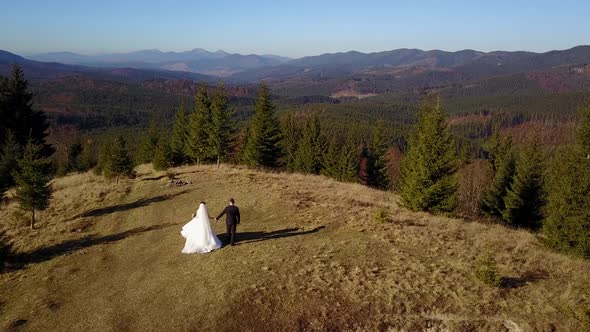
top-left (216, 205), bottom-right (240, 245)
top-left (226, 223), bottom-right (236, 245)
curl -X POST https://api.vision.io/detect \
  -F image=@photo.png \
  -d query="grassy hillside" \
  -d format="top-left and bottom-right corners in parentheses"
top-left (1, 165), bottom-right (589, 331)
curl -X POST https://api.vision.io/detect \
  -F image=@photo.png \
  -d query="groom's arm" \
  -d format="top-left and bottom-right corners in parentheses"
top-left (236, 208), bottom-right (240, 224)
top-left (216, 207), bottom-right (227, 221)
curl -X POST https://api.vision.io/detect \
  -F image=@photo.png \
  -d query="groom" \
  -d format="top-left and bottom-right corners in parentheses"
top-left (215, 198), bottom-right (240, 246)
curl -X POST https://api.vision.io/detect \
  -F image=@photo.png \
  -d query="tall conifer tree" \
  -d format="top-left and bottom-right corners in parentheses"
top-left (281, 113), bottom-right (302, 171)
top-left (339, 135), bottom-right (359, 183)
top-left (502, 141), bottom-right (546, 228)
top-left (170, 101), bottom-right (189, 166)
top-left (103, 136), bottom-right (133, 184)
top-left (135, 118), bottom-right (160, 165)
top-left (13, 138), bottom-right (53, 229)
top-left (187, 85), bottom-right (213, 164)
top-left (543, 103), bottom-right (590, 257)
top-left (1, 65), bottom-right (52, 156)
top-left (294, 114), bottom-right (325, 174)
top-left (207, 83), bottom-right (235, 165)
top-left (0, 132), bottom-right (20, 200)
top-left (481, 135), bottom-right (516, 218)
top-left (153, 137), bottom-right (172, 171)
top-left (368, 121), bottom-right (390, 189)
top-left (321, 138), bottom-right (340, 179)
top-left (399, 98), bottom-right (458, 213)
top-left (243, 83), bottom-right (282, 167)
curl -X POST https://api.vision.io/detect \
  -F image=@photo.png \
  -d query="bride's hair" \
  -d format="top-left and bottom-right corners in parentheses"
top-left (200, 201), bottom-right (206, 205)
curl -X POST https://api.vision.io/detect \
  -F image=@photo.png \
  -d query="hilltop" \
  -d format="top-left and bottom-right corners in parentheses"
top-left (1, 165), bottom-right (589, 331)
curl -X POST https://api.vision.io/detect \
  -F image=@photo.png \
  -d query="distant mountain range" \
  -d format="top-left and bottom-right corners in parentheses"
top-left (2, 46), bottom-right (590, 96)
top-left (27, 49), bottom-right (291, 77)
top-left (228, 46), bottom-right (590, 81)
top-left (0, 50), bottom-right (215, 83)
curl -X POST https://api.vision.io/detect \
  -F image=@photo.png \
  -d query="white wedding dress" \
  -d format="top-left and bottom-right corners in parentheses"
top-left (180, 203), bottom-right (222, 254)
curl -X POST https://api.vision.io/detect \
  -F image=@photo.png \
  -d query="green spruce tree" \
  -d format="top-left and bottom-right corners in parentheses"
top-left (103, 136), bottom-right (133, 184)
top-left (13, 138), bottom-right (54, 229)
top-left (502, 141), bottom-right (546, 228)
top-left (321, 138), bottom-right (340, 179)
top-left (78, 140), bottom-right (94, 172)
top-left (543, 103), bottom-right (590, 257)
top-left (294, 114), bottom-right (325, 174)
top-left (577, 101), bottom-right (590, 159)
top-left (368, 121), bottom-right (390, 189)
top-left (399, 98), bottom-right (458, 213)
top-left (481, 135), bottom-right (516, 218)
top-left (207, 83), bottom-right (235, 166)
top-left (186, 85), bottom-right (213, 164)
top-left (1, 65), bottom-right (52, 155)
top-left (135, 118), bottom-right (160, 165)
top-left (94, 143), bottom-right (110, 176)
top-left (170, 101), bottom-right (189, 166)
top-left (242, 83), bottom-right (282, 167)
top-left (281, 113), bottom-right (302, 171)
top-left (0, 132), bottom-right (20, 201)
top-left (66, 143), bottom-right (83, 173)
top-left (338, 135), bottom-right (359, 183)
top-left (153, 137), bottom-right (172, 171)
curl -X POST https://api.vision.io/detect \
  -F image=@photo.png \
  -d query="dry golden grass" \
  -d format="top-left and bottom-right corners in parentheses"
top-left (1, 164), bottom-right (589, 331)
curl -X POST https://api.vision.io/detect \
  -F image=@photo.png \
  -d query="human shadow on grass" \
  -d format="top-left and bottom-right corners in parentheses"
top-left (9, 223), bottom-right (178, 269)
top-left (73, 189), bottom-right (191, 219)
top-left (226, 226), bottom-right (326, 246)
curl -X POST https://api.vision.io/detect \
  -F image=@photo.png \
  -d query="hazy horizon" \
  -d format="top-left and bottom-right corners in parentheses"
top-left (12, 43), bottom-right (588, 60)
top-left (1, 0), bottom-right (588, 58)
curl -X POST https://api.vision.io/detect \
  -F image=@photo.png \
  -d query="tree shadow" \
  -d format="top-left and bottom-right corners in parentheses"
top-left (8, 223), bottom-right (179, 269)
top-left (73, 189), bottom-right (191, 219)
top-left (228, 226), bottom-right (326, 246)
top-left (141, 175), bottom-right (168, 181)
top-left (500, 270), bottom-right (548, 289)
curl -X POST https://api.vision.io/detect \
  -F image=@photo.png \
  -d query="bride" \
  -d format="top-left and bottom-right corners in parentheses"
top-left (180, 202), bottom-right (222, 254)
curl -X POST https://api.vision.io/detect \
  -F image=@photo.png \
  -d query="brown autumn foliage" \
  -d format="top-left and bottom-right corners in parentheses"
top-left (457, 159), bottom-right (493, 218)
top-left (385, 146), bottom-right (402, 190)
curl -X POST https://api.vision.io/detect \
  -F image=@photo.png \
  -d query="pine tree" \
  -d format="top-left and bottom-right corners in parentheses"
top-left (481, 135), bottom-right (516, 218)
top-left (207, 83), bottom-right (235, 166)
top-left (186, 85), bottom-right (213, 164)
top-left (135, 118), bottom-right (160, 165)
top-left (338, 135), bottom-right (359, 183)
top-left (78, 140), bottom-right (94, 171)
top-left (66, 143), bottom-right (83, 173)
top-left (502, 141), bottom-right (546, 228)
top-left (543, 103), bottom-right (590, 257)
top-left (368, 121), bottom-right (390, 189)
top-left (281, 113), bottom-right (302, 171)
top-left (13, 138), bottom-right (53, 229)
top-left (242, 83), bottom-right (282, 167)
top-left (0, 65), bottom-right (52, 156)
top-left (153, 137), bottom-right (172, 171)
top-left (294, 114), bottom-right (325, 174)
top-left (398, 98), bottom-right (458, 213)
top-left (103, 136), bottom-right (133, 184)
top-left (577, 101), bottom-right (590, 159)
top-left (170, 101), bottom-right (189, 166)
top-left (94, 143), bottom-right (110, 176)
top-left (0, 132), bottom-right (20, 201)
top-left (321, 138), bottom-right (340, 179)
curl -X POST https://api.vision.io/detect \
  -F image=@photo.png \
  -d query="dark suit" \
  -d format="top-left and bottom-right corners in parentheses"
top-left (216, 205), bottom-right (240, 245)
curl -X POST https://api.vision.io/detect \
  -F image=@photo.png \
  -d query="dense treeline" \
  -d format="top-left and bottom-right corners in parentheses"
top-left (2, 68), bottom-right (589, 261)
top-left (1, 65), bottom-right (54, 227)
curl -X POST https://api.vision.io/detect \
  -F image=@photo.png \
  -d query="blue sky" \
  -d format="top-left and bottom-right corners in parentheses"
top-left (0, 0), bottom-right (588, 58)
